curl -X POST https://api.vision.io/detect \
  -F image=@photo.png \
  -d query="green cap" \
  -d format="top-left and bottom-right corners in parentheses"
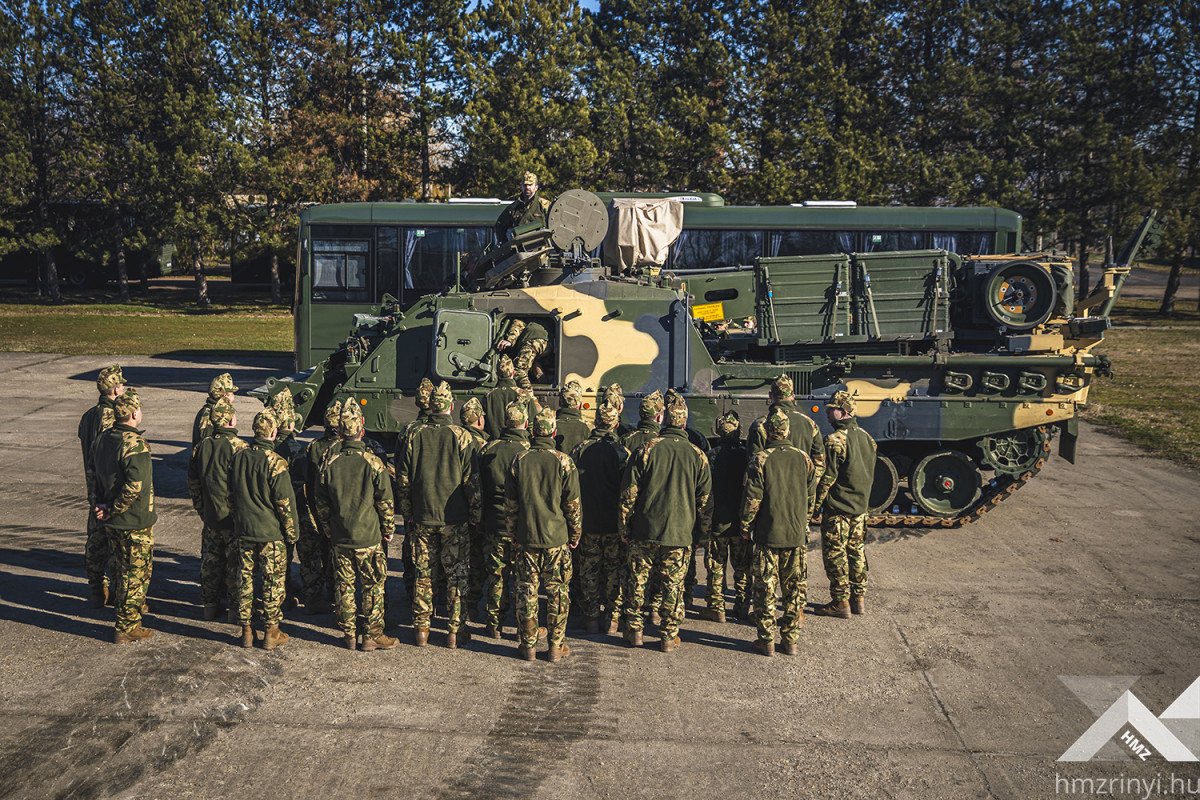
top-left (639, 390), bottom-right (664, 420)
top-left (829, 390), bottom-right (856, 415)
top-left (596, 403), bottom-right (619, 431)
top-left (340, 398), bottom-right (364, 437)
top-left (665, 396), bottom-right (688, 429)
top-left (114, 387), bottom-right (141, 420)
top-left (430, 381), bottom-right (454, 414)
top-left (504, 401), bottom-right (528, 429)
top-left (559, 380), bottom-right (583, 410)
top-left (208, 372), bottom-right (238, 399)
top-left (253, 409), bottom-right (279, 439)
top-left (771, 374), bottom-right (794, 400)
top-left (324, 398), bottom-right (343, 429)
top-left (460, 396), bottom-right (484, 425)
top-left (209, 400), bottom-right (235, 428)
top-left (715, 410), bottom-right (740, 436)
top-left (765, 407), bottom-right (790, 440)
top-left (96, 364), bottom-right (125, 393)
top-left (416, 378), bottom-right (434, 410)
top-left (497, 355), bottom-right (515, 379)
top-left (533, 408), bottom-right (557, 437)
top-left (602, 383), bottom-right (624, 411)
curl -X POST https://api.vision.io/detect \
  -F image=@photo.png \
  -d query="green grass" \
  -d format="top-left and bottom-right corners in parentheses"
top-left (1083, 298), bottom-right (1200, 468)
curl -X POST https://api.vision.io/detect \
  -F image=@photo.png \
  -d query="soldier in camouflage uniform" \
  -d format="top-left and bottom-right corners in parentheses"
top-left (477, 402), bottom-right (531, 638)
top-left (495, 317), bottom-right (551, 390)
top-left (621, 391), bottom-right (664, 454)
top-left (740, 409), bottom-right (814, 656)
top-left (554, 380), bottom-right (592, 457)
top-left (315, 399), bottom-right (399, 652)
top-left (397, 379), bottom-right (433, 599)
top-left (270, 390), bottom-right (309, 609)
top-left (812, 391), bottom-right (876, 619)
top-left (571, 403), bottom-right (630, 634)
top-left (483, 356), bottom-right (536, 439)
top-left (619, 398), bottom-right (712, 652)
top-left (79, 364), bottom-right (124, 607)
top-left (459, 395), bottom-right (489, 617)
top-left (396, 381), bottom-right (482, 647)
top-left (192, 372), bottom-right (237, 446)
top-left (505, 408), bottom-right (582, 662)
top-left (747, 374), bottom-right (825, 513)
top-left (701, 411), bottom-right (752, 623)
top-left (493, 170), bottom-right (551, 241)
top-left (187, 400), bottom-right (247, 621)
top-left (302, 399), bottom-right (343, 613)
top-left (229, 410), bottom-right (298, 650)
top-left (91, 390), bottom-right (156, 644)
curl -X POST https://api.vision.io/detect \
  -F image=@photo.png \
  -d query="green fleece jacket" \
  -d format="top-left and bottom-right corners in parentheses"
top-left (187, 426), bottom-right (248, 530)
top-left (316, 440), bottom-right (395, 549)
top-left (504, 437), bottom-right (582, 548)
top-left (740, 440), bottom-right (813, 548)
top-left (90, 423), bottom-right (157, 531)
top-left (229, 439), bottom-right (298, 544)
top-left (619, 427), bottom-right (712, 547)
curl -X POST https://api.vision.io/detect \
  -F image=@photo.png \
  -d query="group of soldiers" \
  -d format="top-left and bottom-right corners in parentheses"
top-left (78, 357), bottom-right (877, 659)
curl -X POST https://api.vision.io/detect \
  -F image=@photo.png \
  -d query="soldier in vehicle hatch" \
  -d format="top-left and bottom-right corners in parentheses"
top-left (494, 171), bottom-right (551, 242)
top-left (495, 317), bottom-right (553, 389)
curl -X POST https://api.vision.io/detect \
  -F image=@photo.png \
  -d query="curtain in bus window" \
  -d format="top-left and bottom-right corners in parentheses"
top-left (376, 227), bottom-right (399, 301)
top-left (862, 232), bottom-right (924, 252)
top-left (931, 231), bottom-right (991, 255)
top-left (311, 239), bottom-right (369, 302)
top-left (670, 229), bottom-right (763, 270)
top-left (771, 230), bottom-right (853, 257)
top-left (931, 233), bottom-right (959, 253)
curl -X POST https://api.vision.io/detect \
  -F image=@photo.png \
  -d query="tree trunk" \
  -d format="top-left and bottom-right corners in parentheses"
top-left (1076, 237), bottom-right (1091, 300)
top-left (1159, 251), bottom-right (1184, 315)
top-left (192, 249), bottom-right (210, 307)
top-left (1105, 235), bottom-right (1114, 266)
top-left (269, 248), bottom-right (282, 305)
top-left (115, 243), bottom-right (130, 303)
top-left (42, 246), bottom-right (62, 303)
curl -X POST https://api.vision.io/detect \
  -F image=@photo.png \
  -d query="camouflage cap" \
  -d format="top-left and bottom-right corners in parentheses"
top-left (323, 398), bottom-right (343, 429)
top-left (460, 396), bottom-right (484, 425)
top-left (522, 170), bottom-right (538, 185)
top-left (639, 390), bottom-right (664, 420)
top-left (209, 400), bottom-right (235, 428)
top-left (208, 372), bottom-right (238, 399)
top-left (596, 403), bottom-right (619, 431)
top-left (714, 410), bottom-right (740, 436)
top-left (665, 387), bottom-right (684, 407)
top-left (602, 383), bottom-right (624, 411)
top-left (504, 401), bottom-right (528, 429)
top-left (253, 409), bottom-right (279, 439)
top-left (829, 389), bottom-right (857, 416)
top-left (765, 407), bottom-right (790, 440)
top-left (665, 399), bottom-right (688, 429)
top-left (559, 380), bottom-right (583, 409)
top-left (113, 387), bottom-right (141, 420)
top-left (497, 355), bottom-right (515, 379)
top-left (269, 391), bottom-right (296, 431)
top-left (416, 377), bottom-right (434, 410)
top-left (96, 364), bottom-right (125, 393)
top-left (532, 407), bottom-right (557, 437)
top-left (340, 397), bottom-right (364, 437)
top-left (430, 381), bottom-right (454, 414)
top-left (770, 374), bottom-right (794, 400)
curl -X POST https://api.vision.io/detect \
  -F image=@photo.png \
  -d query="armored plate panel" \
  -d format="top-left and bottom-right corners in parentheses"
top-left (548, 189), bottom-right (609, 251)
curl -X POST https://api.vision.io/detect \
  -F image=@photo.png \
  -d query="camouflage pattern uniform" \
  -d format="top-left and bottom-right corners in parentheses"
top-left (229, 410), bottom-right (298, 629)
top-left (79, 364), bottom-right (123, 604)
top-left (620, 391), bottom-right (664, 613)
top-left (477, 402), bottom-right (531, 630)
top-left (396, 380), bottom-right (433, 598)
top-left (619, 400), bottom-right (712, 646)
top-left (705, 411), bottom-right (753, 617)
top-left (459, 396), bottom-right (489, 614)
top-left (187, 401), bottom-right (247, 611)
top-left (602, 383), bottom-right (634, 437)
top-left (396, 382), bottom-right (482, 637)
top-left (493, 173), bottom-right (551, 241)
top-left (90, 390), bottom-right (156, 639)
top-left (505, 409), bottom-right (583, 652)
top-left (554, 380), bottom-right (592, 457)
top-left (483, 356), bottom-right (537, 439)
top-left (747, 374), bottom-right (826, 514)
top-left (815, 391), bottom-right (877, 605)
top-left (498, 318), bottom-right (550, 390)
top-left (315, 401), bottom-right (396, 644)
top-left (302, 399), bottom-right (343, 609)
top-left (570, 403), bottom-right (629, 629)
top-left (270, 390), bottom-right (310, 606)
top-left (741, 410), bottom-right (814, 648)
top-left (663, 390), bottom-right (704, 607)
top-left (192, 372), bottom-right (237, 446)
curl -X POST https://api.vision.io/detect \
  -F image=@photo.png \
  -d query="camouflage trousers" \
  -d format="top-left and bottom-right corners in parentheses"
top-left (705, 536), bottom-right (753, 608)
top-left (200, 524), bottom-right (238, 607)
top-left (333, 544), bottom-right (387, 638)
top-left (821, 513), bottom-right (868, 602)
top-left (84, 512), bottom-right (116, 593)
top-left (238, 540), bottom-right (288, 626)
top-left (482, 533), bottom-right (515, 628)
top-left (515, 544), bottom-right (572, 648)
top-left (410, 523), bottom-right (471, 632)
top-left (466, 527), bottom-right (487, 612)
top-left (577, 532), bottom-right (623, 623)
top-left (296, 511), bottom-right (332, 606)
top-left (513, 338), bottom-right (548, 390)
top-left (753, 545), bottom-right (806, 644)
top-left (110, 526), bottom-right (153, 634)
top-left (624, 542), bottom-right (689, 638)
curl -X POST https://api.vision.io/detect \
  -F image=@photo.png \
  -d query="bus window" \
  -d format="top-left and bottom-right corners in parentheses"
top-left (376, 226), bottom-right (400, 302)
top-left (771, 230), bottom-right (855, 256)
top-left (669, 229), bottom-right (763, 271)
top-left (863, 232), bottom-right (925, 252)
top-left (930, 231), bottom-right (992, 255)
top-left (404, 226), bottom-right (493, 295)
top-left (312, 239), bottom-right (370, 302)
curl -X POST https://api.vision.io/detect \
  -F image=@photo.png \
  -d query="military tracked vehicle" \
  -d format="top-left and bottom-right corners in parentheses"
top-left (253, 190), bottom-right (1155, 527)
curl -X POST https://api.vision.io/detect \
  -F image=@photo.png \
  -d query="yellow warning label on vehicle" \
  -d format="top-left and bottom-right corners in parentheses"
top-left (691, 302), bottom-right (726, 322)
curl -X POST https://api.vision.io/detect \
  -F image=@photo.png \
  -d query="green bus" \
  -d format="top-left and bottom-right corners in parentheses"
top-left (293, 195), bottom-right (1021, 370)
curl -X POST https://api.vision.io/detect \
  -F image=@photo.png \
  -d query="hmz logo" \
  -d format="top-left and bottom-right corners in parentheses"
top-left (1059, 676), bottom-right (1200, 762)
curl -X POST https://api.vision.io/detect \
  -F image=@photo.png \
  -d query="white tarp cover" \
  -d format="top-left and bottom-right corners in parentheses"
top-left (603, 198), bottom-right (685, 269)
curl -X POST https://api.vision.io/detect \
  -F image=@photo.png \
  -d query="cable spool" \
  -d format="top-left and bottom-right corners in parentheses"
top-left (983, 260), bottom-right (1058, 331)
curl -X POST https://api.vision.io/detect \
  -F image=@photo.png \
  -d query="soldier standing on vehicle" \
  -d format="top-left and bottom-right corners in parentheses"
top-left (302, 398), bottom-right (343, 613)
top-left (477, 402), bottom-right (531, 638)
top-left (483, 356), bottom-right (535, 439)
top-left (555, 380), bottom-right (592, 457)
top-left (315, 400), bottom-right (399, 652)
top-left (505, 409), bottom-right (582, 662)
top-left (229, 410), bottom-right (298, 650)
top-left (91, 389), bottom-right (155, 644)
top-left (701, 411), bottom-right (752, 623)
top-left (740, 409), bottom-right (814, 656)
top-left (495, 318), bottom-right (551, 390)
top-left (748, 375), bottom-right (825, 509)
top-left (192, 373), bottom-right (237, 446)
top-left (571, 403), bottom-right (630, 634)
top-left (187, 400), bottom-right (247, 621)
top-left (619, 397), bottom-right (712, 652)
top-left (79, 364), bottom-right (125, 608)
top-left (494, 170), bottom-right (551, 242)
top-left (396, 382), bottom-right (482, 648)
top-left (811, 391), bottom-right (876, 619)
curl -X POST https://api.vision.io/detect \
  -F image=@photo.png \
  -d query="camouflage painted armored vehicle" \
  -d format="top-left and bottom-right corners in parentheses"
top-left (253, 191), bottom-right (1155, 527)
